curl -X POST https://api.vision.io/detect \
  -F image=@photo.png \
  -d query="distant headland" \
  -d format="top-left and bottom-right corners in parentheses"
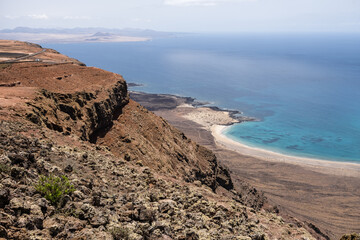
top-left (0, 27), bottom-right (183, 43)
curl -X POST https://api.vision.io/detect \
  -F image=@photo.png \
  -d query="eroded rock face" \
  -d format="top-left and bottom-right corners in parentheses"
top-left (26, 80), bottom-right (128, 141)
top-left (95, 99), bottom-right (233, 191)
top-left (24, 78), bottom-right (231, 191)
top-left (0, 45), bottom-right (233, 192)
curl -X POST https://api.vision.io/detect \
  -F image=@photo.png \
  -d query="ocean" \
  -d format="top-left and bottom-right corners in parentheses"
top-left (45, 33), bottom-right (360, 163)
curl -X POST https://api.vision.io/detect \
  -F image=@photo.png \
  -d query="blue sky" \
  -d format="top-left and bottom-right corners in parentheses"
top-left (0, 0), bottom-right (359, 32)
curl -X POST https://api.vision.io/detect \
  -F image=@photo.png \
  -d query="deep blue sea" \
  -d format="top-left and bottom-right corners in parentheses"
top-left (45, 33), bottom-right (360, 163)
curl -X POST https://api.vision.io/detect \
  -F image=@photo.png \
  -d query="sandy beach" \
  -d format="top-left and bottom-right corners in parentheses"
top-left (179, 102), bottom-right (360, 178)
top-left (212, 124), bottom-right (360, 178)
top-left (131, 91), bottom-right (360, 239)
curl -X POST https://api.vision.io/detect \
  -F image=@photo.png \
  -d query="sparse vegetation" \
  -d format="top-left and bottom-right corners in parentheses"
top-left (0, 63), bottom-right (11, 70)
top-left (109, 226), bottom-right (131, 240)
top-left (340, 233), bottom-right (360, 240)
top-left (0, 163), bottom-right (10, 174)
top-left (35, 175), bottom-right (75, 207)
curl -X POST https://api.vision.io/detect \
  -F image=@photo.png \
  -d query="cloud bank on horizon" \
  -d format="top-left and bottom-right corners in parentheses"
top-left (27, 14), bottom-right (49, 20)
top-left (164, 0), bottom-right (255, 7)
top-left (0, 0), bottom-right (359, 32)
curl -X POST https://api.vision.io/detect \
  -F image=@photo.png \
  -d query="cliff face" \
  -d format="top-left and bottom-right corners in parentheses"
top-left (25, 78), bottom-right (231, 191)
top-left (0, 41), bottom-right (232, 192)
top-left (0, 40), bottom-right (317, 239)
top-left (27, 81), bottom-right (128, 142)
top-left (95, 99), bottom-right (234, 191)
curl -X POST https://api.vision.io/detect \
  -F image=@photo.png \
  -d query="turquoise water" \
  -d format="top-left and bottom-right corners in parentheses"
top-left (45, 33), bottom-right (360, 163)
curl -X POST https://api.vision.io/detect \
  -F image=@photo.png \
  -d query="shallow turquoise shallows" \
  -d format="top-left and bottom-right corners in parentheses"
top-left (45, 33), bottom-right (360, 163)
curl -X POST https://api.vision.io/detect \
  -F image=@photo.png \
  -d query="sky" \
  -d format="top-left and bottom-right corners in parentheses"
top-left (0, 0), bottom-right (359, 32)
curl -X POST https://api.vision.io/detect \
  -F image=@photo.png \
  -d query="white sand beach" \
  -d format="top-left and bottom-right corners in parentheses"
top-left (181, 105), bottom-right (239, 129)
top-left (178, 103), bottom-right (360, 177)
top-left (211, 124), bottom-right (360, 177)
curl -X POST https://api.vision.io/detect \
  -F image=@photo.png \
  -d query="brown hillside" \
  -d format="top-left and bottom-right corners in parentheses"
top-left (0, 40), bottom-right (317, 239)
top-left (0, 61), bottom-right (232, 193)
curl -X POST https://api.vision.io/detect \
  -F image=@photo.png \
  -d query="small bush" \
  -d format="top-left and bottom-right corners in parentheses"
top-left (0, 63), bottom-right (11, 70)
top-left (35, 175), bottom-right (75, 207)
top-left (0, 163), bottom-right (10, 174)
top-left (110, 226), bottom-right (131, 240)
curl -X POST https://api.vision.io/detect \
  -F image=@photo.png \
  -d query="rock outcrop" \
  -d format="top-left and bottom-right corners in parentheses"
top-left (340, 233), bottom-right (360, 240)
top-left (27, 80), bottom-right (128, 141)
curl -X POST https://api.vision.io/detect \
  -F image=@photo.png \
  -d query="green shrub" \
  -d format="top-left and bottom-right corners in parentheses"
top-left (0, 63), bottom-right (11, 70)
top-left (35, 175), bottom-right (75, 207)
top-left (109, 226), bottom-right (131, 240)
top-left (0, 163), bottom-right (10, 174)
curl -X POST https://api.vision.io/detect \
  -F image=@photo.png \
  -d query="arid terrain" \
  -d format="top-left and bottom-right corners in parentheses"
top-left (0, 40), bottom-right (84, 64)
top-left (131, 92), bottom-right (360, 240)
top-left (0, 40), bottom-right (328, 239)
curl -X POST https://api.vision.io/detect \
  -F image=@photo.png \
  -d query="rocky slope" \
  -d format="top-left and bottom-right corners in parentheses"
top-left (0, 120), bottom-right (316, 240)
top-left (0, 40), bottom-right (317, 239)
top-left (0, 40), bottom-right (235, 194)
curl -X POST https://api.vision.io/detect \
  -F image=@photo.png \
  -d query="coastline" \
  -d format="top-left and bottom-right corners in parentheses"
top-left (211, 124), bottom-right (360, 177)
top-left (131, 90), bottom-right (360, 238)
top-left (0, 33), bottom-right (150, 44)
top-left (132, 89), bottom-right (360, 176)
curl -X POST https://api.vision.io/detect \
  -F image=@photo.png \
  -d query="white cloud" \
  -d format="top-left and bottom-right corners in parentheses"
top-left (164, 0), bottom-right (253, 6)
top-left (28, 14), bottom-right (48, 19)
top-left (63, 16), bottom-right (91, 20)
top-left (4, 15), bottom-right (19, 19)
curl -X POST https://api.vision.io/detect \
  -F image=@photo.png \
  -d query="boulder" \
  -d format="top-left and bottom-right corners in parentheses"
top-left (158, 200), bottom-right (177, 215)
top-left (43, 217), bottom-right (65, 237)
top-left (0, 188), bottom-right (10, 208)
top-left (0, 225), bottom-right (8, 239)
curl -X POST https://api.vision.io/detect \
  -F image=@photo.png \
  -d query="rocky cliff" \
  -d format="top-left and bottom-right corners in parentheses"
top-left (0, 40), bottom-right (317, 239)
top-left (0, 44), bottom-right (234, 193)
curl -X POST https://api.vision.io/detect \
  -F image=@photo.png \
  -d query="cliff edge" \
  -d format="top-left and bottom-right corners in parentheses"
top-left (0, 40), bottom-right (316, 239)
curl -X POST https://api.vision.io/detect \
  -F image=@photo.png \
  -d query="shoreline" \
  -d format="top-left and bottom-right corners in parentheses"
top-left (130, 90), bottom-right (360, 238)
top-left (130, 90), bottom-right (256, 121)
top-left (0, 33), bottom-right (150, 44)
top-left (211, 124), bottom-right (360, 177)
top-left (132, 89), bottom-right (360, 175)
